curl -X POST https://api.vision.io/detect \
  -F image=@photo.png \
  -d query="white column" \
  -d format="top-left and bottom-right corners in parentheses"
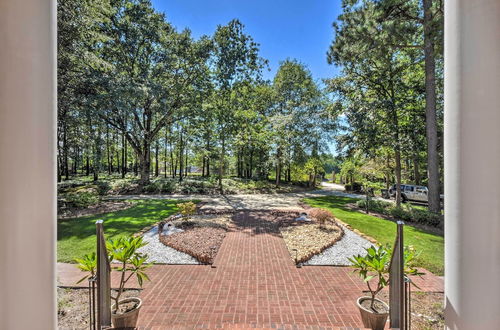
top-left (445, 0), bottom-right (500, 329)
top-left (0, 1), bottom-right (56, 329)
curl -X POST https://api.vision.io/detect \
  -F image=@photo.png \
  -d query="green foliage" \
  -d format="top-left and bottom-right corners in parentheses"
top-left (65, 189), bottom-right (99, 208)
top-left (355, 199), bottom-right (442, 228)
top-left (356, 199), bottom-right (392, 214)
top-left (110, 179), bottom-right (135, 193)
top-left (74, 252), bottom-right (96, 284)
top-left (389, 206), bottom-right (413, 221)
top-left (106, 236), bottom-right (151, 287)
top-left (349, 245), bottom-right (423, 308)
top-left (408, 208), bottom-right (442, 227)
top-left (94, 180), bottom-right (111, 195)
top-left (176, 202), bottom-right (197, 217)
top-left (77, 236), bottom-right (151, 313)
top-left (58, 200), bottom-right (183, 262)
top-left (304, 196), bottom-right (444, 275)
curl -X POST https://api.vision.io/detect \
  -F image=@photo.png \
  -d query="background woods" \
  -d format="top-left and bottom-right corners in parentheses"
top-left (58, 0), bottom-right (443, 212)
top-left (57, 0), bottom-right (335, 191)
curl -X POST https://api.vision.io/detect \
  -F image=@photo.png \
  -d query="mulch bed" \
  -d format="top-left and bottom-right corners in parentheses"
top-left (58, 201), bottom-right (133, 220)
top-left (159, 226), bottom-right (226, 264)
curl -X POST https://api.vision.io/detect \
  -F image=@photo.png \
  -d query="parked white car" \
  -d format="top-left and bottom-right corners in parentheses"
top-left (389, 184), bottom-right (433, 203)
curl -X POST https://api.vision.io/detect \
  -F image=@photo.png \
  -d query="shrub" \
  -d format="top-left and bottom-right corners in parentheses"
top-left (178, 181), bottom-right (200, 194)
top-left (110, 179), bottom-right (134, 193)
top-left (309, 208), bottom-right (334, 227)
top-left (143, 182), bottom-right (160, 193)
top-left (388, 206), bottom-right (413, 221)
top-left (65, 188), bottom-right (99, 208)
top-left (345, 182), bottom-right (363, 192)
top-left (159, 180), bottom-right (176, 193)
top-left (356, 199), bottom-right (392, 214)
top-left (94, 180), bottom-right (111, 195)
top-left (177, 202), bottom-right (196, 217)
top-left (410, 208), bottom-right (442, 227)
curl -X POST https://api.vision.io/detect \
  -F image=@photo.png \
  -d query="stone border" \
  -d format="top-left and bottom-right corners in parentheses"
top-left (332, 216), bottom-right (379, 245)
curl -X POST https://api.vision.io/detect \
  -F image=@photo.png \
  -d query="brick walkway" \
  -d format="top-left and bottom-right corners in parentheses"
top-left (132, 211), bottom-right (443, 329)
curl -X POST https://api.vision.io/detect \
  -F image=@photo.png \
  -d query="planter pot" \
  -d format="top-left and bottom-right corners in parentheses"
top-left (356, 296), bottom-right (389, 330)
top-left (111, 297), bottom-right (142, 329)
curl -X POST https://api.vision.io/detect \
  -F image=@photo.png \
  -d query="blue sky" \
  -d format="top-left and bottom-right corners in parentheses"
top-left (151, 0), bottom-right (342, 82)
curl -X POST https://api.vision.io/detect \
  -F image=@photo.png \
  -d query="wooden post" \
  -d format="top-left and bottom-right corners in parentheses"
top-left (96, 220), bottom-right (111, 328)
top-left (389, 221), bottom-right (405, 329)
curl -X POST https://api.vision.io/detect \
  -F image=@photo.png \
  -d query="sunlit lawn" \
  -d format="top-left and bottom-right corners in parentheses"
top-left (57, 200), bottom-right (181, 263)
top-left (304, 196), bottom-right (444, 276)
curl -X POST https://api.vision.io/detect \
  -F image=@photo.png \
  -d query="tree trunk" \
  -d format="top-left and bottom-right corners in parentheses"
top-left (202, 156), bottom-right (206, 177)
top-left (218, 129), bottom-right (225, 192)
top-left (86, 155), bottom-right (90, 177)
top-left (138, 147), bottom-right (150, 185)
top-left (155, 142), bottom-right (159, 177)
top-left (122, 130), bottom-right (127, 178)
top-left (275, 146), bottom-right (281, 187)
top-left (423, 0), bottom-right (441, 213)
top-left (106, 125), bottom-right (112, 175)
top-left (413, 154), bottom-right (421, 185)
top-left (185, 139), bottom-right (188, 177)
top-left (206, 156), bottom-right (210, 177)
top-left (249, 150), bottom-right (253, 179)
top-left (57, 155), bottom-right (61, 182)
top-left (395, 149), bottom-right (402, 206)
top-left (178, 131), bottom-right (184, 182)
top-left (205, 136), bottom-right (210, 177)
top-left (93, 126), bottom-right (102, 182)
top-left (63, 122), bottom-right (69, 180)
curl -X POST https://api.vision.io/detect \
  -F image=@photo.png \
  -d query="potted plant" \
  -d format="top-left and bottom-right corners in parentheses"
top-left (348, 245), bottom-right (422, 330)
top-left (76, 236), bottom-right (151, 329)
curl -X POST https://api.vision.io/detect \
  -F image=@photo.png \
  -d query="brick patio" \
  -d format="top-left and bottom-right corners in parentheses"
top-left (57, 211), bottom-right (443, 328)
top-left (132, 211), bottom-right (443, 329)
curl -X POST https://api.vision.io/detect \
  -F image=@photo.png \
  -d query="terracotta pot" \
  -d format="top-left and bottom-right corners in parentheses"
top-left (356, 296), bottom-right (389, 330)
top-left (111, 297), bottom-right (142, 329)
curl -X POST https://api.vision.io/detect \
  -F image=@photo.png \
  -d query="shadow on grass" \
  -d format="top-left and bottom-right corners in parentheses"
top-left (57, 200), bottom-right (182, 262)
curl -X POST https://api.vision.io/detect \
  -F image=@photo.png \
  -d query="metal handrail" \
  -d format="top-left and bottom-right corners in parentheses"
top-left (389, 221), bottom-right (407, 329)
top-left (96, 220), bottom-right (111, 329)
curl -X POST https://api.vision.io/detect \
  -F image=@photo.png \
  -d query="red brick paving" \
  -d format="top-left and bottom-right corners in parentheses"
top-left (58, 211), bottom-right (443, 328)
top-left (133, 211), bottom-right (443, 329)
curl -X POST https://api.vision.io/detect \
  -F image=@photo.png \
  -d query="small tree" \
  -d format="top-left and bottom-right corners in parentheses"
top-left (106, 236), bottom-right (151, 313)
top-left (308, 208), bottom-right (334, 228)
top-left (176, 201), bottom-right (197, 217)
top-left (348, 245), bottom-right (423, 312)
top-left (76, 236), bottom-right (151, 314)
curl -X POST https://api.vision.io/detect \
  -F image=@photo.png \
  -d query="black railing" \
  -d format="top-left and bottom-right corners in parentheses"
top-left (389, 221), bottom-right (411, 329)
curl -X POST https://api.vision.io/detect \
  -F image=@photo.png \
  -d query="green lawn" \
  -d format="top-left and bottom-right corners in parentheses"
top-left (57, 200), bottom-right (180, 263)
top-left (304, 196), bottom-right (444, 276)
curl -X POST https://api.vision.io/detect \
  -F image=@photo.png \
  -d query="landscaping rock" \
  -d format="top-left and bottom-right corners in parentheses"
top-left (302, 225), bottom-right (372, 266)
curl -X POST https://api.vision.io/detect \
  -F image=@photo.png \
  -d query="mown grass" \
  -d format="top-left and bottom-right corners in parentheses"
top-left (57, 199), bottom-right (180, 263)
top-left (304, 196), bottom-right (444, 275)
